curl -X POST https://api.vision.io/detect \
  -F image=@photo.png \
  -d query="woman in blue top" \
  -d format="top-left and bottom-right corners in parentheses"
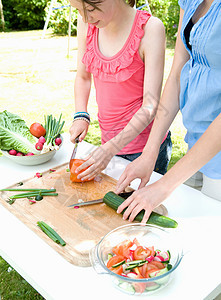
top-left (116, 0), bottom-right (221, 223)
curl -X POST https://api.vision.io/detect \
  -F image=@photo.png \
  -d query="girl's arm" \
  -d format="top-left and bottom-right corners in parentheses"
top-left (116, 8), bottom-right (190, 193)
top-left (117, 112), bottom-right (221, 223)
top-left (69, 15), bottom-right (92, 143)
top-left (76, 16), bottom-right (167, 180)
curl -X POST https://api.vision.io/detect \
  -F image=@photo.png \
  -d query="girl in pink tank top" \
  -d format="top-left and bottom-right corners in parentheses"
top-left (69, 0), bottom-right (171, 181)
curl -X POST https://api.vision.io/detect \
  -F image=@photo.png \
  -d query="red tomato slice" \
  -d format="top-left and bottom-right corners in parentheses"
top-left (150, 261), bottom-right (165, 269)
top-left (147, 246), bottom-right (155, 256)
top-left (112, 240), bottom-right (133, 258)
top-left (107, 255), bottom-right (125, 275)
top-left (128, 273), bottom-right (146, 293)
top-left (146, 262), bottom-right (158, 271)
top-left (134, 246), bottom-right (151, 260)
top-left (139, 263), bottom-right (149, 278)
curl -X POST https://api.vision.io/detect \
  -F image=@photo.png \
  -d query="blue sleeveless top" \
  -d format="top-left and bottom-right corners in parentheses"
top-left (178, 0), bottom-right (221, 179)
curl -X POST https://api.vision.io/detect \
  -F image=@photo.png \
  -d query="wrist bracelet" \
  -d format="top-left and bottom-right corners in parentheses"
top-left (74, 112), bottom-right (90, 122)
top-left (73, 116), bottom-right (90, 124)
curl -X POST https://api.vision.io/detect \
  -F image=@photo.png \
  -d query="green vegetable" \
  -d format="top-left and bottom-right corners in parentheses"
top-left (37, 221), bottom-right (66, 246)
top-left (0, 110), bottom-right (38, 154)
top-left (103, 191), bottom-right (178, 228)
top-left (44, 114), bottom-right (65, 146)
top-left (112, 260), bottom-right (126, 268)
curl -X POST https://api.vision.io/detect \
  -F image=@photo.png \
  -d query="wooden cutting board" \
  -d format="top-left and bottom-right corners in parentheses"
top-left (0, 163), bottom-right (167, 267)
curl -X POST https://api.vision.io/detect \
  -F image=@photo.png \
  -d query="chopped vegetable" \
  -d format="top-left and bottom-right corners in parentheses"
top-left (37, 221), bottom-right (66, 246)
top-left (106, 238), bottom-right (172, 285)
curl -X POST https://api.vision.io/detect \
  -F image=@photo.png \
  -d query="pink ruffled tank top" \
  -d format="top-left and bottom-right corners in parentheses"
top-left (82, 10), bottom-right (166, 155)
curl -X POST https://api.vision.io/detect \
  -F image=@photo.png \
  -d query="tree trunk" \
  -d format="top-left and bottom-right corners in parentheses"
top-left (0, 0), bottom-right (5, 31)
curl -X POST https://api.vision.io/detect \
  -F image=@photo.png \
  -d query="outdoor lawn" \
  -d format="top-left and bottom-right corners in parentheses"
top-left (0, 29), bottom-right (187, 299)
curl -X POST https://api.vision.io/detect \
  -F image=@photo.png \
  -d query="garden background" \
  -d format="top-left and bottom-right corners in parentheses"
top-left (0, 1), bottom-right (188, 299)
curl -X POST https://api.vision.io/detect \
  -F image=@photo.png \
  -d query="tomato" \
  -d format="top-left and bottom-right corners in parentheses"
top-left (150, 261), bottom-right (165, 269)
top-left (112, 239), bottom-right (133, 258)
top-left (107, 255), bottom-right (124, 275)
top-left (146, 262), bottom-right (158, 271)
top-left (128, 273), bottom-right (146, 293)
top-left (147, 246), bottom-right (155, 256)
top-left (30, 123), bottom-right (46, 138)
top-left (69, 159), bottom-right (93, 182)
top-left (134, 246), bottom-right (151, 260)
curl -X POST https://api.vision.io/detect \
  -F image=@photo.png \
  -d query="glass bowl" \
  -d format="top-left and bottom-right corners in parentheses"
top-left (90, 224), bottom-right (183, 295)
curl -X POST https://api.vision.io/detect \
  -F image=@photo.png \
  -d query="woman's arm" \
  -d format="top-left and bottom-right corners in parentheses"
top-left (117, 112), bottom-right (221, 223)
top-left (75, 17), bottom-right (167, 180)
top-left (115, 8), bottom-right (190, 193)
top-left (69, 15), bottom-right (92, 143)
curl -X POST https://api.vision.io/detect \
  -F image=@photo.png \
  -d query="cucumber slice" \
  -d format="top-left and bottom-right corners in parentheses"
top-left (149, 267), bottom-right (168, 278)
top-left (112, 260), bottom-right (125, 268)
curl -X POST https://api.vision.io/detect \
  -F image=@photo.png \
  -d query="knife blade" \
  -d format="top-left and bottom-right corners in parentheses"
top-left (69, 135), bottom-right (80, 169)
top-left (68, 191), bottom-right (134, 208)
top-left (68, 198), bottom-right (104, 207)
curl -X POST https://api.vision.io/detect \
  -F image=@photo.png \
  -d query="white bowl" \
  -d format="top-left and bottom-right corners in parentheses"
top-left (1, 136), bottom-right (63, 166)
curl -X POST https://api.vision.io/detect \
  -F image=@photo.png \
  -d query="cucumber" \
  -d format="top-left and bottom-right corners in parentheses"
top-left (103, 191), bottom-right (178, 228)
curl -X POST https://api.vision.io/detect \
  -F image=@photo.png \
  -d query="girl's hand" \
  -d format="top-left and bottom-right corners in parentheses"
top-left (75, 144), bottom-right (114, 181)
top-left (69, 120), bottom-right (89, 143)
top-left (117, 179), bottom-right (170, 224)
top-left (115, 154), bottom-right (156, 194)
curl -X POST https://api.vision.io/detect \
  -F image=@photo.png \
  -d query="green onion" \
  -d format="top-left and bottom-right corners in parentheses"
top-left (37, 221), bottom-right (66, 246)
top-left (9, 192), bottom-right (58, 200)
top-left (0, 188), bottom-right (56, 192)
top-left (44, 114), bottom-right (65, 146)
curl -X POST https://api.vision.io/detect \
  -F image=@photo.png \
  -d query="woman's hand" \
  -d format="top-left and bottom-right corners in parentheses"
top-left (117, 179), bottom-right (170, 224)
top-left (74, 143), bottom-right (115, 181)
top-left (69, 120), bottom-right (89, 143)
top-left (115, 154), bottom-right (156, 194)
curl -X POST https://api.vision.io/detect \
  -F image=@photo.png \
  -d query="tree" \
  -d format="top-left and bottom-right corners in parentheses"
top-left (0, 0), bottom-right (5, 30)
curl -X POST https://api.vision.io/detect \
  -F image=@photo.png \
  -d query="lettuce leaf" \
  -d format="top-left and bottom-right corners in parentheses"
top-left (0, 110), bottom-right (38, 154)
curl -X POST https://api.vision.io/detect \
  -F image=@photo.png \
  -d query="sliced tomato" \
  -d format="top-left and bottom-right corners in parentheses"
top-left (147, 246), bottom-right (155, 256)
top-left (127, 273), bottom-right (146, 293)
top-left (146, 262), bottom-right (158, 271)
top-left (107, 255), bottom-right (125, 275)
top-left (134, 246), bottom-right (151, 260)
top-left (133, 238), bottom-right (140, 247)
top-left (150, 261), bottom-right (165, 269)
top-left (112, 239), bottom-right (133, 258)
top-left (139, 263), bottom-right (149, 278)
top-left (146, 268), bottom-right (159, 276)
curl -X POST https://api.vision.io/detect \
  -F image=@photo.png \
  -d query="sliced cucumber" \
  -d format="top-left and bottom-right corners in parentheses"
top-left (149, 267), bottom-right (168, 278)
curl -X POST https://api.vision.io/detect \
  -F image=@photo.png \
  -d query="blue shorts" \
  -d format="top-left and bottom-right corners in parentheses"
top-left (117, 131), bottom-right (172, 175)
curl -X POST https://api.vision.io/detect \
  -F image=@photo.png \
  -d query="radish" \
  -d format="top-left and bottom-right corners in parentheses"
top-left (55, 137), bottom-right (62, 146)
top-left (38, 136), bottom-right (46, 144)
top-left (26, 153), bottom-right (35, 156)
top-left (9, 149), bottom-right (17, 156)
top-left (35, 142), bottom-right (43, 151)
top-left (16, 152), bottom-right (24, 156)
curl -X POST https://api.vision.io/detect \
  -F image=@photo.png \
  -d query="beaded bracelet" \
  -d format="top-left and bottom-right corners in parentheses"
top-left (73, 116), bottom-right (90, 124)
top-left (74, 112), bottom-right (90, 122)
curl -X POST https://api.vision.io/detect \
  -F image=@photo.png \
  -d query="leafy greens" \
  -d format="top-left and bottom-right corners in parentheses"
top-left (0, 110), bottom-right (38, 154)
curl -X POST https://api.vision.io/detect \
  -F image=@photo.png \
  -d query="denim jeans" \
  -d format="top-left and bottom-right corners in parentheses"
top-left (117, 131), bottom-right (172, 175)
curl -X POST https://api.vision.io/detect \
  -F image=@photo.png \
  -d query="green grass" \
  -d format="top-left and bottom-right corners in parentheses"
top-left (0, 30), bottom-right (187, 299)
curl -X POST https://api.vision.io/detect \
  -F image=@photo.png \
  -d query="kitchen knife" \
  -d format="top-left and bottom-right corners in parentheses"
top-left (68, 191), bottom-right (134, 208)
top-left (69, 134), bottom-right (80, 169)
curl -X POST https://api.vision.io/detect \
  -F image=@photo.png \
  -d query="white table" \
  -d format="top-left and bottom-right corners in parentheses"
top-left (0, 133), bottom-right (221, 300)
